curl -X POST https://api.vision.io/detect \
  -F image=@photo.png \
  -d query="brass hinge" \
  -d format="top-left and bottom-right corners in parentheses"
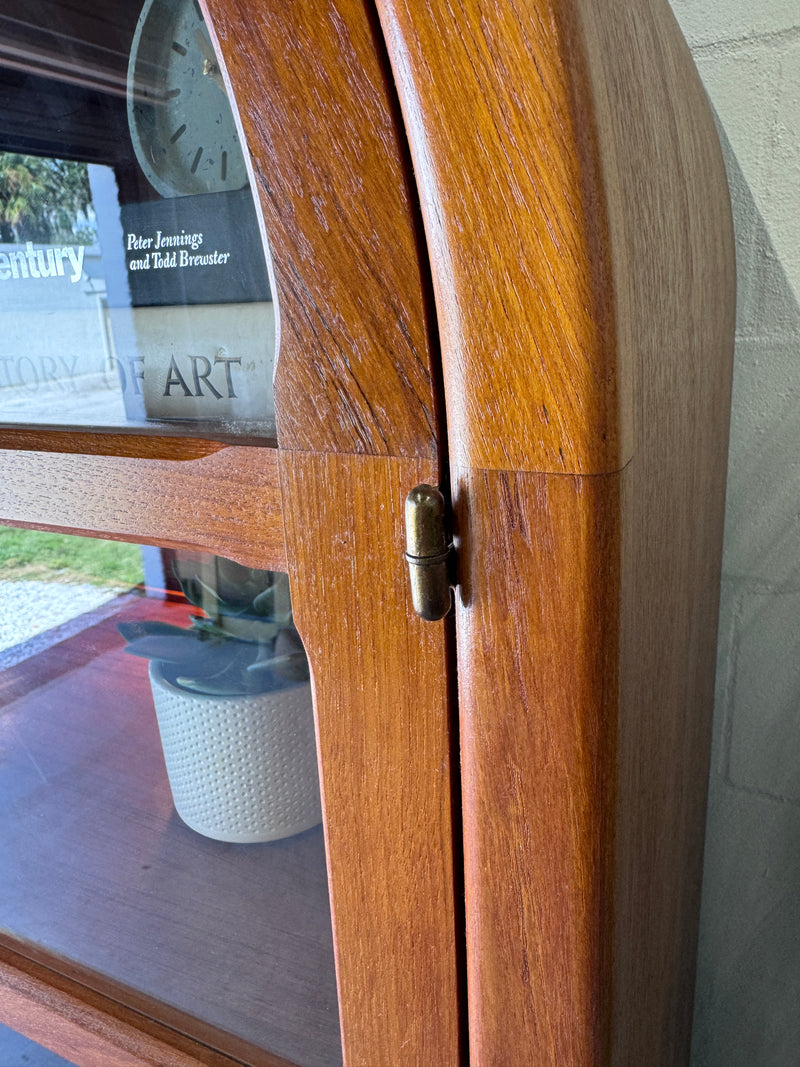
top-left (404, 484), bottom-right (453, 621)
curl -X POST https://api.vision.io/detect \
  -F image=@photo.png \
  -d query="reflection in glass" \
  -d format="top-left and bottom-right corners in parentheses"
top-left (118, 554), bottom-right (322, 843)
top-left (0, 528), bottom-right (340, 1067)
top-left (0, 0), bottom-right (275, 436)
top-left (127, 0), bottom-right (250, 198)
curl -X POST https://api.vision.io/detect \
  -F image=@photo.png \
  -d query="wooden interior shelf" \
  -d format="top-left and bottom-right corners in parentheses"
top-left (0, 594), bottom-right (340, 1067)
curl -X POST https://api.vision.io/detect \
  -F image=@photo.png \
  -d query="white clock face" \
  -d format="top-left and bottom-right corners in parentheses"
top-left (127, 0), bottom-right (249, 197)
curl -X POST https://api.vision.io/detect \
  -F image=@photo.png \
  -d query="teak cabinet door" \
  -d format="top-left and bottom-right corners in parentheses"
top-left (0, 0), bottom-right (735, 1065)
top-left (0, 1), bottom-right (461, 1066)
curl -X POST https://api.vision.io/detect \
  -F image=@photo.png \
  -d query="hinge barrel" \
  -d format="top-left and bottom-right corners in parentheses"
top-left (404, 484), bottom-right (452, 621)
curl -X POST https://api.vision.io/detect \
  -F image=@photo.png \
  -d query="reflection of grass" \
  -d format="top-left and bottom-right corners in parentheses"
top-left (0, 526), bottom-right (144, 587)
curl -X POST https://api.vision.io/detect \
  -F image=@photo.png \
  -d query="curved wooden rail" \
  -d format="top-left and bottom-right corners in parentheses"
top-left (377, 0), bottom-right (623, 475)
top-left (207, 0), bottom-right (442, 459)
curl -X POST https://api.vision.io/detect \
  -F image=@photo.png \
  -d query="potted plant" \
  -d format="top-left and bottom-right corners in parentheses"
top-left (119, 555), bottom-right (321, 843)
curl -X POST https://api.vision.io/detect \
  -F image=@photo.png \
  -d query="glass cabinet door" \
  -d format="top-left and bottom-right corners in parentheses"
top-left (0, 5), bottom-right (340, 1064)
top-left (0, 1), bottom-right (462, 1065)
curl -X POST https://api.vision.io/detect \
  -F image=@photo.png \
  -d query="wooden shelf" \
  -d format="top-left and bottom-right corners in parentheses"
top-left (0, 594), bottom-right (340, 1067)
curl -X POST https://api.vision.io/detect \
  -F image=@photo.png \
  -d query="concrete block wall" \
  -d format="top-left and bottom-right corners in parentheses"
top-left (668, 3), bottom-right (800, 1064)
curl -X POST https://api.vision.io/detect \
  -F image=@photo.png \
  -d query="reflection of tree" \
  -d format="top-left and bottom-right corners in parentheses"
top-left (0, 154), bottom-right (95, 245)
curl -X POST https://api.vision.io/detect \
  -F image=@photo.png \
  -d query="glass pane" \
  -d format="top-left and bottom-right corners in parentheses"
top-left (0, 0), bottom-right (275, 437)
top-left (0, 527), bottom-right (341, 1067)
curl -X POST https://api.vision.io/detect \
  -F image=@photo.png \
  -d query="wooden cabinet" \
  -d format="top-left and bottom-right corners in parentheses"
top-left (0, 1), bottom-right (734, 1065)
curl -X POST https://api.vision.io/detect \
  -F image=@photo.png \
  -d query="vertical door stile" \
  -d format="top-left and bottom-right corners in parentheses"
top-left (205, 1), bottom-right (464, 1064)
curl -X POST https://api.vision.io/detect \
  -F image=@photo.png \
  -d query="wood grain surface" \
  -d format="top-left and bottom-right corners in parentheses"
top-left (0, 956), bottom-right (235, 1067)
top-left (588, 2), bottom-right (735, 1061)
top-left (280, 450), bottom-right (462, 1067)
top-left (0, 0), bottom-right (735, 1062)
top-left (0, 445), bottom-right (286, 571)
top-left (0, 949), bottom-right (269, 1067)
top-left (379, 0), bottom-right (736, 1063)
top-left (376, 0), bottom-right (622, 475)
top-left (0, 429), bottom-right (247, 460)
top-left (455, 466), bottom-right (619, 1065)
top-left (204, 0), bottom-right (441, 459)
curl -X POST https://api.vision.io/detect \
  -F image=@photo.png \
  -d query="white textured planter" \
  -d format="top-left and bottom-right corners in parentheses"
top-left (149, 662), bottom-right (322, 843)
